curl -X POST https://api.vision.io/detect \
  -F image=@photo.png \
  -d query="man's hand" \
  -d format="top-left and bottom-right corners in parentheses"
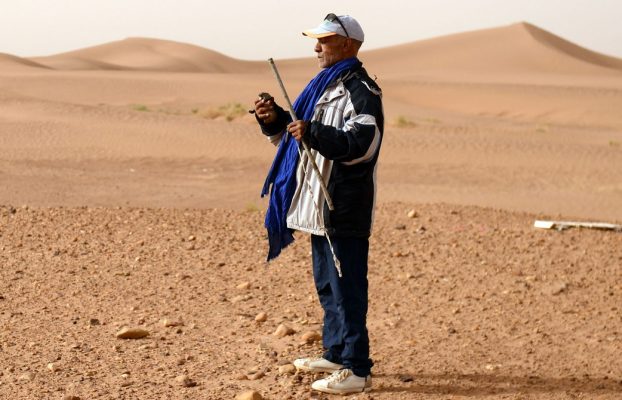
top-left (287, 120), bottom-right (308, 142)
top-left (254, 95), bottom-right (277, 124)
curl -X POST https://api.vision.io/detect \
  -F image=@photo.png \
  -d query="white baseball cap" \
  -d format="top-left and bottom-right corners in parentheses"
top-left (303, 14), bottom-right (365, 42)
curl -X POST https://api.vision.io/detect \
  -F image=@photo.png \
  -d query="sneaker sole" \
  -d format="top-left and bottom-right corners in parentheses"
top-left (311, 385), bottom-right (372, 395)
top-left (294, 364), bottom-right (343, 373)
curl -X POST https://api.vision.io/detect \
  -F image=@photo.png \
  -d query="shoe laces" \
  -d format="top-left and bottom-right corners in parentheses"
top-left (326, 369), bottom-right (352, 383)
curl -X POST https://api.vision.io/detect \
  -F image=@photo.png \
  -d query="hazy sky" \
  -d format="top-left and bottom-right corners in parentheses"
top-left (1, 0), bottom-right (621, 60)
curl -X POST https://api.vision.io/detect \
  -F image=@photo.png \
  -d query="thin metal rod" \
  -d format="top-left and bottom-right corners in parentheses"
top-left (268, 58), bottom-right (335, 211)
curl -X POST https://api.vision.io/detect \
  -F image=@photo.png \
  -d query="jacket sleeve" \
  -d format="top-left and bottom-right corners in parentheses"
top-left (306, 80), bottom-right (383, 164)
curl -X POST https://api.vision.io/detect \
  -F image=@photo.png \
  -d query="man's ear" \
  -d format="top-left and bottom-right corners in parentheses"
top-left (344, 38), bottom-right (353, 51)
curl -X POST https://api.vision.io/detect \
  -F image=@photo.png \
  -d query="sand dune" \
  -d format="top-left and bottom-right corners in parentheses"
top-left (31, 37), bottom-right (262, 73)
top-left (0, 53), bottom-right (50, 71)
top-left (1, 22), bottom-right (620, 80)
top-left (362, 22), bottom-right (622, 80)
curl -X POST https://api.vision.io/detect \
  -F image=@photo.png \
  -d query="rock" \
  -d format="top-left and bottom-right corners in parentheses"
top-left (249, 370), bottom-right (265, 380)
top-left (19, 372), bottom-right (34, 381)
top-left (407, 209), bottom-right (418, 218)
top-left (175, 374), bottom-right (197, 387)
top-left (161, 319), bottom-right (184, 327)
top-left (485, 363), bottom-right (502, 371)
top-left (63, 396), bottom-right (81, 400)
top-left (278, 364), bottom-right (296, 375)
top-left (254, 312), bottom-right (268, 322)
top-left (236, 390), bottom-right (263, 400)
top-left (398, 374), bottom-right (414, 382)
top-left (273, 324), bottom-right (295, 338)
top-left (233, 373), bottom-right (248, 380)
top-left (237, 282), bottom-right (252, 290)
top-left (231, 294), bottom-right (251, 304)
top-left (115, 327), bottom-right (149, 339)
top-left (89, 318), bottom-right (101, 326)
top-left (547, 282), bottom-right (568, 296)
top-left (47, 363), bottom-right (59, 372)
top-left (300, 330), bottom-right (322, 344)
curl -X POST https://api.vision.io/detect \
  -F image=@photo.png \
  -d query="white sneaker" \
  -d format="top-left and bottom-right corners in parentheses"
top-left (293, 357), bottom-right (343, 373)
top-left (311, 369), bottom-right (372, 395)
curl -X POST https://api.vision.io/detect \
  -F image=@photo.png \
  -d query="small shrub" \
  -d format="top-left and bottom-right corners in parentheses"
top-left (202, 102), bottom-right (247, 121)
top-left (536, 124), bottom-right (549, 133)
top-left (424, 117), bottom-right (441, 124)
top-left (132, 104), bottom-right (149, 112)
top-left (245, 203), bottom-right (260, 212)
top-left (394, 115), bottom-right (416, 128)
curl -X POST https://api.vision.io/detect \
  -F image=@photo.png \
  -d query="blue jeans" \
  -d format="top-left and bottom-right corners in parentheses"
top-left (311, 234), bottom-right (373, 377)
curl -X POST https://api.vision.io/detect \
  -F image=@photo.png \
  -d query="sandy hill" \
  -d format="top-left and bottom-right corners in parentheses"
top-left (0, 53), bottom-right (50, 71)
top-left (3, 22), bottom-right (621, 79)
top-left (31, 37), bottom-right (261, 73)
top-left (360, 22), bottom-right (622, 79)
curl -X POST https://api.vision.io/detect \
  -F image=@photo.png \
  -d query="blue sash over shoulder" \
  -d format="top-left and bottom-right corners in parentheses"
top-left (261, 57), bottom-right (361, 261)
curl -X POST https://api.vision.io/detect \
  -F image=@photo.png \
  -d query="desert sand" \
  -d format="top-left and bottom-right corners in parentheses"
top-left (1, 22), bottom-right (621, 399)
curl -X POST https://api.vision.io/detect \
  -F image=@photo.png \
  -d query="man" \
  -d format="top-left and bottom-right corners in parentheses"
top-left (254, 14), bottom-right (383, 395)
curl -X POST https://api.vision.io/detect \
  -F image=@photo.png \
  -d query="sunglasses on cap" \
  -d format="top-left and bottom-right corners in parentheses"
top-left (325, 13), bottom-right (350, 38)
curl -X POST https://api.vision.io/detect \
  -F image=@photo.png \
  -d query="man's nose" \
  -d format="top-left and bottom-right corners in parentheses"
top-left (314, 41), bottom-right (321, 52)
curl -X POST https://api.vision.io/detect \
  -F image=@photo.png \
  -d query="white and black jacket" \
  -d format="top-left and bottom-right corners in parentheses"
top-left (260, 66), bottom-right (384, 238)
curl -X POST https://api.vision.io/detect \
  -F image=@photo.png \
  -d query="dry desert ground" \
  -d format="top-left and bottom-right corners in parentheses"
top-left (1, 22), bottom-right (621, 399)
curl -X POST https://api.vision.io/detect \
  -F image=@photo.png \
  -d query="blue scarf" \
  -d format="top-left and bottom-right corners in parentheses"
top-left (261, 57), bottom-right (361, 261)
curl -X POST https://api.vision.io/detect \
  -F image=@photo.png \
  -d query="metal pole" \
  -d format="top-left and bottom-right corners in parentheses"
top-left (267, 58), bottom-right (335, 211)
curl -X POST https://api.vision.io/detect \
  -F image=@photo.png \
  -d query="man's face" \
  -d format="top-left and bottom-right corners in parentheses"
top-left (314, 35), bottom-right (348, 69)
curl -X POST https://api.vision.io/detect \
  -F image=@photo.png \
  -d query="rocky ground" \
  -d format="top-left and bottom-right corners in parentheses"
top-left (1, 202), bottom-right (621, 399)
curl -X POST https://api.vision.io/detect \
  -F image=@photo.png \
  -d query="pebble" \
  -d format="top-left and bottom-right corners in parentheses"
top-left (273, 324), bottom-right (295, 338)
top-left (255, 312), bottom-right (268, 322)
top-left (47, 363), bottom-right (59, 372)
top-left (175, 374), bottom-right (197, 387)
top-left (115, 327), bottom-right (150, 339)
top-left (233, 373), bottom-right (248, 380)
top-left (398, 374), bottom-right (414, 382)
top-left (236, 390), bottom-right (263, 400)
top-left (89, 318), bottom-right (101, 326)
top-left (278, 364), bottom-right (296, 375)
top-left (249, 371), bottom-right (265, 380)
top-left (548, 282), bottom-right (568, 296)
top-left (161, 319), bottom-right (184, 327)
top-left (485, 363), bottom-right (502, 371)
top-left (19, 372), bottom-right (34, 381)
top-left (300, 330), bottom-right (322, 344)
top-left (237, 282), bottom-right (252, 290)
top-left (407, 209), bottom-right (418, 218)
top-left (63, 396), bottom-right (81, 400)
top-left (231, 294), bottom-right (251, 304)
